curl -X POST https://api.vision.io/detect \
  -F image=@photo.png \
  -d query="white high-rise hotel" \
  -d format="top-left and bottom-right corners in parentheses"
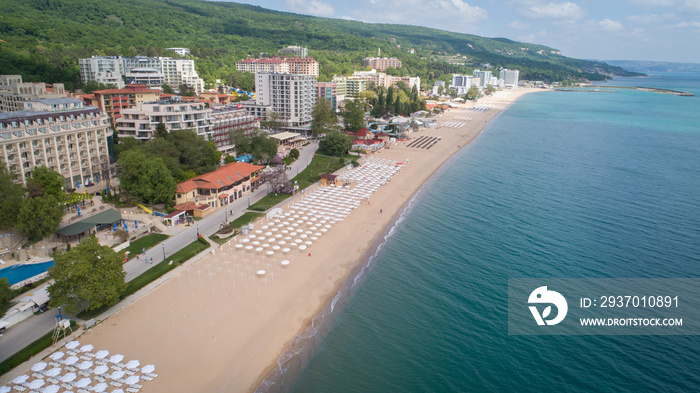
top-left (241, 72), bottom-right (316, 132)
top-left (79, 56), bottom-right (205, 93)
top-left (500, 69), bottom-right (520, 88)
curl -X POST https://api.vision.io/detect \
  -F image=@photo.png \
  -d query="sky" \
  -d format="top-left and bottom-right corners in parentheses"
top-left (216, 0), bottom-right (700, 63)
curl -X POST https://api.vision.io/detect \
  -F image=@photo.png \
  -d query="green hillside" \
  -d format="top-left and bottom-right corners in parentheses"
top-left (0, 0), bottom-right (641, 90)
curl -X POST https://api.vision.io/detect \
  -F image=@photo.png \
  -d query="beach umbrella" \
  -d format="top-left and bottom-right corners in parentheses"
top-left (299, 245), bottom-right (307, 251)
top-left (141, 365), bottom-right (155, 374)
top-left (122, 219), bottom-right (126, 228)
top-left (78, 360), bottom-right (93, 370)
top-left (45, 368), bottom-right (61, 377)
top-left (49, 352), bottom-right (64, 361)
top-left (64, 356), bottom-right (79, 366)
top-left (281, 260), bottom-right (290, 267)
top-left (11, 375), bottom-right (29, 385)
top-left (42, 386), bottom-right (59, 393)
top-left (77, 207), bottom-right (81, 216)
top-left (31, 362), bottom-right (47, 372)
top-left (93, 382), bottom-right (109, 392)
top-left (110, 370), bottom-right (125, 380)
top-left (0, 386), bottom-right (10, 393)
top-left (124, 360), bottom-right (140, 370)
top-left (113, 222), bottom-right (117, 232)
top-left (66, 341), bottom-right (80, 350)
top-left (74, 378), bottom-right (91, 388)
top-left (27, 379), bottom-right (44, 390)
top-left (61, 373), bottom-right (77, 383)
top-left (134, 220), bottom-right (138, 229)
top-left (124, 375), bottom-right (140, 385)
top-left (79, 344), bottom-right (94, 353)
top-left (93, 365), bottom-right (109, 375)
top-left (282, 248), bottom-right (291, 253)
top-left (95, 350), bottom-right (109, 360)
top-left (109, 354), bottom-right (124, 364)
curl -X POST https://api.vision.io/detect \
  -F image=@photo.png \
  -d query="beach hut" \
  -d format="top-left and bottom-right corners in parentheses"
top-left (320, 174), bottom-right (339, 187)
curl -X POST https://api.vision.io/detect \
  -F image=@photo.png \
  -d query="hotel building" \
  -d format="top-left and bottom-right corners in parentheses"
top-left (361, 57), bottom-right (403, 71)
top-left (115, 97), bottom-right (209, 140)
top-left (500, 69), bottom-right (520, 88)
top-left (236, 57), bottom-right (319, 77)
top-left (79, 56), bottom-right (205, 93)
top-left (0, 75), bottom-right (67, 113)
top-left (0, 98), bottom-right (111, 188)
top-left (80, 84), bottom-right (161, 122)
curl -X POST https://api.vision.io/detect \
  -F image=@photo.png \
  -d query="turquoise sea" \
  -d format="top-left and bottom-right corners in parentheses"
top-left (275, 74), bottom-right (700, 392)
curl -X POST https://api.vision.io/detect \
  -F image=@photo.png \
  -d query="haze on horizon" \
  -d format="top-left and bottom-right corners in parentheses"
top-left (216, 0), bottom-right (700, 64)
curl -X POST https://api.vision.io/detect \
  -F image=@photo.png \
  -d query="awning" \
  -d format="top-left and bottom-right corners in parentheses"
top-left (56, 208), bottom-right (122, 237)
top-left (30, 289), bottom-right (50, 307)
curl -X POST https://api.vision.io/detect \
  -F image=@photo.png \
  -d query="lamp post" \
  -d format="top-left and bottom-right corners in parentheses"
top-left (162, 244), bottom-right (165, 260)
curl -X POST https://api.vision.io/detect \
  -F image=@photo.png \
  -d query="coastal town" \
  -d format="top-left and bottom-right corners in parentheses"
top-left (0, 42), bottom-right (534, 392)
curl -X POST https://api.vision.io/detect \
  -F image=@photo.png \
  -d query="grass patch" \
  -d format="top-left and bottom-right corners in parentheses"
top-left (209, 212), bottom-right (263, 244)
top-left (248, 193), bottom-right (291, 212)
top-left (77, 237), bottom-right (210, 320)
top-left (248, 154), bottom-right (352, 212)
top-left (122, 233), bottom-right (169, 257)
top-left (0, 320), bottom-right (78, 377)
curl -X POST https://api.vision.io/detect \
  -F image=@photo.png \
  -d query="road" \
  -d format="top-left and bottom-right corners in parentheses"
top-left (0, 141), bottom-right (318, 363)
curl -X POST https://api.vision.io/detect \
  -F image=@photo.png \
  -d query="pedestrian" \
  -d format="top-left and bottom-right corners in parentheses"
top-left (308, 253), bottom-right (311, 257)
top-left (380, 209), bottom-right (383, 213)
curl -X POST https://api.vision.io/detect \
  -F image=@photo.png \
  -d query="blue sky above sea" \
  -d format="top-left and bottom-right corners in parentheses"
top-left (214, 0), bottom-right (700, 64)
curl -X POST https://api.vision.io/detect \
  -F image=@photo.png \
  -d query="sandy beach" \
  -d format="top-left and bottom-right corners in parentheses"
top-left (7, 88), bottom-right (539, 393)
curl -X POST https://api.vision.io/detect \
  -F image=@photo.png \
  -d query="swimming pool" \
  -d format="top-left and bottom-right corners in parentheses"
top-left (0, 261), bottom-right (54, 285)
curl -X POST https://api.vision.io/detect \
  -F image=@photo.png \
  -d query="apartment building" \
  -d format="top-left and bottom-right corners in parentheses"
top-left (0, 98), bottom-right (110, 188)
top-left (0, 75), bottom-right (67, 112)
top-left (344, 70), bottom-right (420, 90)
top-left (236, 57), bottom-right (319, 76)
top-left (278, 45), bottom-right (308, 57)
top-left (331, 76), bottom-right (366, 98)
top-left (450, 74), bottom-right (473, 95)
top-left (80, 84), bottom-right (161, 122)
top-left (166, 47), bottom-right (191, 57)
top-left (472, 70), bottom-right (493, 88)
top-left (115, 97), bottom-right (209, 140)
top-left (361, 57), bottom-right (403, 71)
top-left (79, 56), bottom-right (205, 93)
top-left (241, 72), bottom-right (316, 133)
top-left (316, 82), bottom-right (339, 111)
top-left (209, 105), bottom-right (257, 153)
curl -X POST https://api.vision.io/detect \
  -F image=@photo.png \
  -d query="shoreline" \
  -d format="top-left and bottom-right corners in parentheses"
top-left (2, 88), bottom-right (540, 393)
top-left (255, 89), bottom-right (538, 393)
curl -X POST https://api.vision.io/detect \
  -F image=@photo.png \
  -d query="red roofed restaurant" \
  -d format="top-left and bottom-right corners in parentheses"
top-left (174, 162), bottom-right (264, 214)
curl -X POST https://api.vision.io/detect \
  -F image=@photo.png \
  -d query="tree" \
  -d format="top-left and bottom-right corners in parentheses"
top-left (117, 150), bottom-right (176, 205)
top-left (154, 122), bottom-right (168, 139)
top-left (411, 84), bottom-right (419, 101)
top-left (224, 155), bottom-right (237, 164)
top-left (30, 166), bottom-right (65, 199)
top-left (0, 278), bottom-right (14, 316)
top-left (178, 83), bottom-right (194, 96)
top-left (0, 164), bottom-right (24, 229)
top-left (261, 111), bottom-right (282, 133)
top-left (231, 129), bottom-right (252, 156)
top-left (250, 134), bottom-right (278, 164)
top-left (466, 86), bottom-right (480, 100)
top-left (342, 100), bottom-right (366, 132)
top-left (311, 98), bottom-right (337, 137)
top-left (15, 194), bottom-right (64, 240)
top-left (319, 130), bottom-right (352, 157)
top-left (48, 236), bottom-right (127, 314)
top-left (289, 148), bottom-right (300, 161)
top-left (261, 167), bottom-right (292, 194)
top-left (233, 95), bottom-right (251, 102)
top-left (162, 84), bottom-right (175, 94)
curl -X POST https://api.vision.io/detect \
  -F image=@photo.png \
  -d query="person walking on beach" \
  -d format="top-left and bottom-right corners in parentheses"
top-left (380, 209), bottom-right (383, 213)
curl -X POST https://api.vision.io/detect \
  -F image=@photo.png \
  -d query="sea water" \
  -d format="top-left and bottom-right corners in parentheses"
top-left (289, 74), bottom-right (700, 392)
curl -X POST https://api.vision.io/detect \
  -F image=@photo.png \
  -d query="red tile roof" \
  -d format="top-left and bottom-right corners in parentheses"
top-left (173, 202), bottom-right (197, 211)
top-left (175, 162), bottom-right (264, 193)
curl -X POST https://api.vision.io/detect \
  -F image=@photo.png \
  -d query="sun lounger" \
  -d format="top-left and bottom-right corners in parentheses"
top-left (12, 385), bottom-right (26, 392)
top-left (32, 373), bottom-right (43, 379)
top-left (77, 389), bottom-right (90, 393)
top-left (65, 366), bottom-right (76, 372)
top-left (109, 381), bottom-right (122, 388)
top-left (47, 378), bottom-right (60, 385)
top-left (140, 375), bottom-right (152, 382)
top-left (93, 375), bottom-right (105, 382)
top-left (126, 388), bottom-right (140, 393)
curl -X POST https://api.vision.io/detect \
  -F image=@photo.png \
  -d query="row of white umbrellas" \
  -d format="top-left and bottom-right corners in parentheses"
top-left (4, 341), bottom-right (157, 393)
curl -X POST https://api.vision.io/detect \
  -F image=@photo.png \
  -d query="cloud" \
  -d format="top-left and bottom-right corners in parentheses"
top-left (285, 0), bottom-right (335, 17)
top-left (598, 18), bottom-right (624, 31)
top-left (627, 0), bottom-right (675, 6)
top-left (508, 20), bottom-right (531, 29)
top-left (670, 20), bottom-right (700, 27)
top-left (518, 29), bottom-right (548, 43)
top-left (684, 0), bottom-right (700, 12)
top-left (520, 2), bottom-right (585, 19)
top-left (351, 0), bottom-right (487, 32)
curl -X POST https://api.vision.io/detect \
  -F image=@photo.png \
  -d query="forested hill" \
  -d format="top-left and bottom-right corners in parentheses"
top-left (0, 0), bottom-right (642, 90)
